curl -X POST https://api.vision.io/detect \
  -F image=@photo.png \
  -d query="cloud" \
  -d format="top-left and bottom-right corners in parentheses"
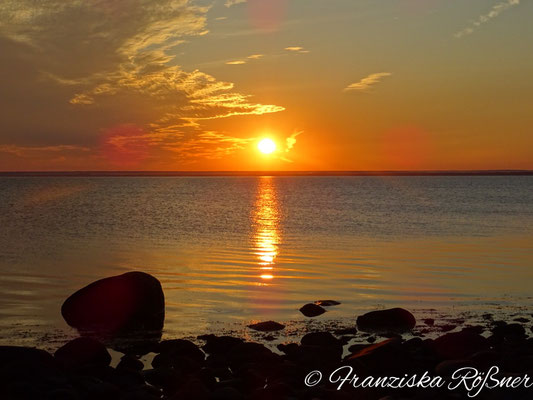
top-left (285, 46), bottom-right (309, 54)
top-left (0, 0), bottom-right (285, 168)
top-left (455, 0), bottom-right (520, 38)
top-left (247, 54), bottom-right (264, 59)
top-left (286, 131), bottom-right (302, 152)
top-left (226, 60), bottom-right (247, 65)
top-left (344, 72), bottom-right (392, 92)
top-left (225, 0), bottom-right (247, 7)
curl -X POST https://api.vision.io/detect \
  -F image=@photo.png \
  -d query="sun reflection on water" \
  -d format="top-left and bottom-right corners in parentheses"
top-left (252, 177), bottom-right (280, 282)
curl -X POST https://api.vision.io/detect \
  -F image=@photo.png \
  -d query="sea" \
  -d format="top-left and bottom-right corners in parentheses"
top-left (0, 175), bottom-right (532, 350)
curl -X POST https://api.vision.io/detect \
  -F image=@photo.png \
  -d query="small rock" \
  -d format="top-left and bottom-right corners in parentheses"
top-left (299, 303), bottom-right (326, 317)
top-left (157, 339), bottom-right (205, 363)
top-left (248, 321), bottom-right (285, 332)
top-left (314, 300), bottom-right (341, 307)
top-left (492, 323), bottom-right (526, 338)
top-left (357, 308), bottom-right (416, 333)
top-left (54, 337), bottom-right (111, 369)
top-left (117, 354), bottom-right (144, 372)
top-left (432, 331), bottom-right (489, 360)
top-left (301, 332), bottom-right (340, 347)
top-left (423, 318), bottom-right (434, 326)
top-left (199, 335), bottom-right (243, 355)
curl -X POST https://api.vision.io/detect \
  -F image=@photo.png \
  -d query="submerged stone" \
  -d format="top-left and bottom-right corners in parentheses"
top-left (299, 303), bottom-right (326, 317)
top-left (247, 321), bottom-right (285, 332)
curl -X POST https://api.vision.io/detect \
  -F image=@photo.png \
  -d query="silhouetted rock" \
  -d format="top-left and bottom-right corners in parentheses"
top-left (492, 322), bottom-right (526, 339)
top-left (423, 318), bottom-right (434, 326)
top-left (432, 331), bottom-right (489, 360)
top-left (117, 354), bottom-right (144, 372)
top-left (61, 271), bottom-right (164, 336)
top-left (199, 335), bottom-right (243, 355)
top-left (54, 337), bottom-right (111, 369)
top-left (301, 332), bottom-right (340, 347)
top-left (314, 300), bottom-right (341, 306)
top-left (247, 321), bottom-right (285, 332)
top-left (0, 345), bottom-right (56, 368)
top-left (299, 303), bottom-right (326, 317)
top-left (356, 308), bottom-right (416, 333)
top-left (156, 339), bottom-right (205, 363)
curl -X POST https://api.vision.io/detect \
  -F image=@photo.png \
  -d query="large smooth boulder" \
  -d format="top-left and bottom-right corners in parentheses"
top-left (61, 271), bottom-right (164, 336)
top-left (356, 308), bottom-right (416, 333)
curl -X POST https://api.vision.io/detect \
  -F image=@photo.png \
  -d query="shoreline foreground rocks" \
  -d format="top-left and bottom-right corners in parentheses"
top-left (1, 272), bottom-right (532, 400)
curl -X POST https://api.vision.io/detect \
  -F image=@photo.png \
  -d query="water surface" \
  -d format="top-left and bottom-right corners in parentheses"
top-left (0, 176), bottom-right (531, 348)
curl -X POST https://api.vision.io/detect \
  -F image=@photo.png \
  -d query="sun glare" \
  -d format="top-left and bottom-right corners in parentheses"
top-left (258, 138), bottom-right (276, 154)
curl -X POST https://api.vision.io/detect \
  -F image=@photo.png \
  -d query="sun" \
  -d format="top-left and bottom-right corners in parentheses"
top-left (258, 138), bottom-right (276, 154)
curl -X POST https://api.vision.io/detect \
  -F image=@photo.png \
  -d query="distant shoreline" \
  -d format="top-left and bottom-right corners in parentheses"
top-left (1, 170), bottom-right (532, 177)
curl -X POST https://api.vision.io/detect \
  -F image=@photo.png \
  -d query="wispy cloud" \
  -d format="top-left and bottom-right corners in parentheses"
top-left (286, 131), bottom-right (302, 152)
top-left (344, 72), bottom-right (392, 92)
top-left (225, 0), bottom-right (247, 7)
top-left (455, 0), bottom-right (520, 38)
top-left (247, 54), bottom-right (264, 59)
top-left (0, 0), bottom-right (285, 167)
top-left (285, 46), bottom-right (309, 54)
top-left (226, 60), bottom-right (247, 65)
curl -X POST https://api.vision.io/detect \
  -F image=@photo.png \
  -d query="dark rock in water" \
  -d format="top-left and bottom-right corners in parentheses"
top-left (117, 354), bottom-right (144, 372)
top-left (513, 317), bottom-right (529, 323)
top-left (156, 339), bottom-right (205, 363)
top-left (61, 271), bottom-right (164, 336)
top-left (299, 303), bottom-right (326, 317)
top-left (0, 346), bottom-right (56, 368)
top-left (314, 300), bottom-right (341, 307)
top-left (54, 337), bottom-right (111, 370)
top-left (301, 332), bottom-right (340, 348)
top-left (432, 331), bottom-right (489, 360)
top-left (423, 318), bottom-right (434, 326)
top-left (247, 321), bottom-right (285, 332)
top-left (356, 308), bottom-right (416, 333)
top-left (492, 323), bottom-right (526, 339)
top-left (199, 335), bottom-right (243, 355)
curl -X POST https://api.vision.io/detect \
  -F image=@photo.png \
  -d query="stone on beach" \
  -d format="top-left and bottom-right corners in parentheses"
top-left (432, 331), bottom-right (489, 360)
top-left (54, 337), bottom-right (111, 369)
top-left (299, 303), bottom-right (326, 317)
top-left (61, 271), bottom-right (165, 336)
top-left (247, 321), bottom-right (286, 332)
top-left (356, 307), bottom-right (416, 333)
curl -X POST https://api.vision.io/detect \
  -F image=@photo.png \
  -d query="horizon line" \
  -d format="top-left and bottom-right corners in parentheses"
top-left (1, 170), bottom-right (532, 177)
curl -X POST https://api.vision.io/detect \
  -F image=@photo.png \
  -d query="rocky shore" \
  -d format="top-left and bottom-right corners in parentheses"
top-left (1, 272), bottom-right (531, 400)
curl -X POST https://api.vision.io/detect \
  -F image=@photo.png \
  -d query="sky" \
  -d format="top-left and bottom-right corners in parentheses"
top-left (0, 0), bottom-right (532, 171)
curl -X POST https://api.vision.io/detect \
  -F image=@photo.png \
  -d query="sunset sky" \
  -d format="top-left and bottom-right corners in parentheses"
top-left (0, 0), bottom-right (532, 171)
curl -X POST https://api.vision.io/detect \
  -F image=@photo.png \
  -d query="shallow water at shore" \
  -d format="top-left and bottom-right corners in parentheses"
top-left (0, 176), bottom-right (532, 348)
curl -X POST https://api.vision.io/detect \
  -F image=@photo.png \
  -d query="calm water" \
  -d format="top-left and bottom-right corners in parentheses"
top-left (0, 176), bottom-right (532, 348)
